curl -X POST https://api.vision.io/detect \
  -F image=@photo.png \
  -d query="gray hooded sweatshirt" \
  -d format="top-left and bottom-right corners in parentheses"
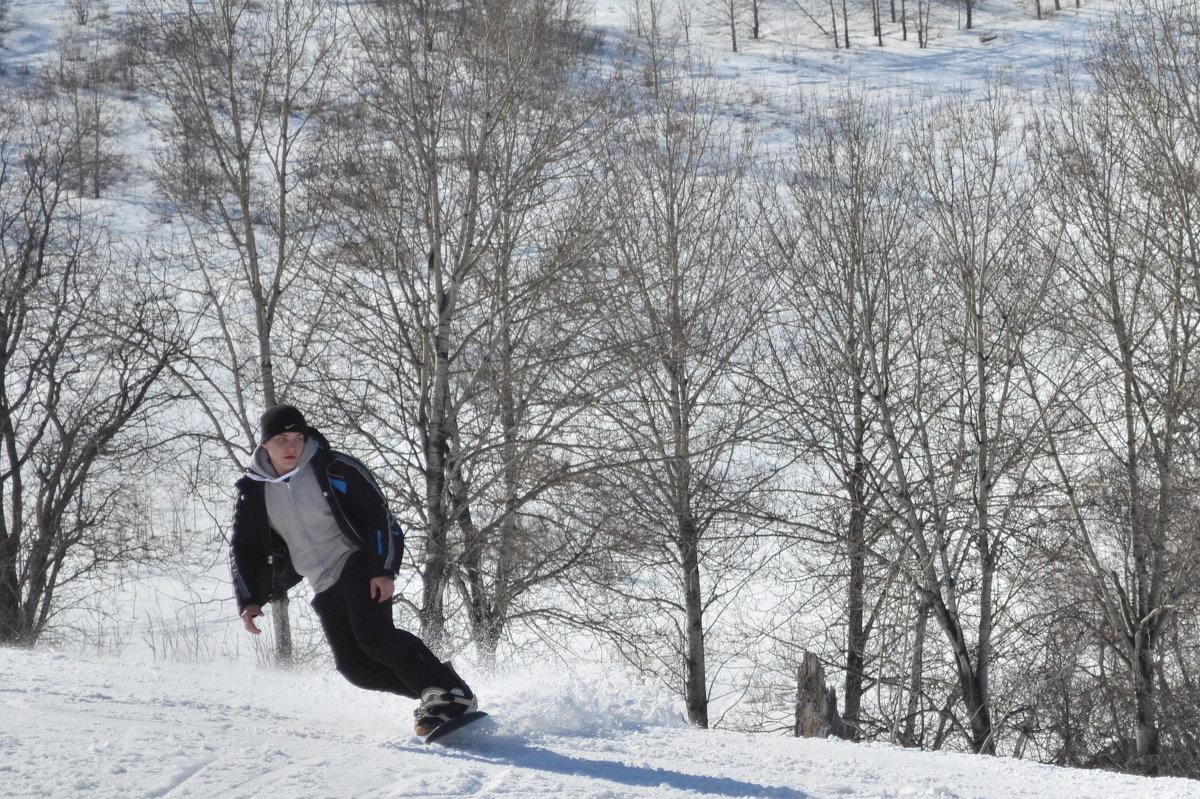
top-left (247, 438), bottom-right (356, 594)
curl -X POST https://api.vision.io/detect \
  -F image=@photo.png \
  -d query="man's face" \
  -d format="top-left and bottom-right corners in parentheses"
top-left (263, 431), bottom-right (306, 474)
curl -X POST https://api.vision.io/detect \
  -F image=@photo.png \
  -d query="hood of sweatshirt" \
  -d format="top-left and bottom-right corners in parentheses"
top-left (247, 436), bottom-right (321, 483)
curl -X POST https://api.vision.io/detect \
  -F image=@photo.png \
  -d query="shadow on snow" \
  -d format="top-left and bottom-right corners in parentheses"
top-left (422, 731), bottom-right (812, 799)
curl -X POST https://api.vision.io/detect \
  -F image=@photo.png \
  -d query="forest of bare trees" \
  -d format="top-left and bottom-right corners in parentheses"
top-left (2, 0), bottom-right (1199, 781)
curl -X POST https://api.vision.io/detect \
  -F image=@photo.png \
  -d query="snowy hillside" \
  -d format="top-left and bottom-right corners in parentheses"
top-left (8, 0), bottom-right (1200, 795)
top-left (3, 646), bottom-right (1197, 799)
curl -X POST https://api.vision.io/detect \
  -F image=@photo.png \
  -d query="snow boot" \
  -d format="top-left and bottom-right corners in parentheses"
top-left (413, 661), bottom-right (477, 737)
top-left (413, 687), bottom-right (477, 737)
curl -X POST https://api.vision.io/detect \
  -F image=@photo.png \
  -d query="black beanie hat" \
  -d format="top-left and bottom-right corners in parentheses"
top-left (260, 404), bottom-right (307, 442)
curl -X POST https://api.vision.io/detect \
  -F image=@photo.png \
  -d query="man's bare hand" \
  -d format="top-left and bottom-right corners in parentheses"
top-left (241, 604), bottom-right (264, 634)
top-left (370, 577), bottom-right (395, 603)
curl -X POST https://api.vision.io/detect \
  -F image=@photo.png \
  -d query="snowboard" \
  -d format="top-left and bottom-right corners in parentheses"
top-left (421, 710), bottom-right (489, 745)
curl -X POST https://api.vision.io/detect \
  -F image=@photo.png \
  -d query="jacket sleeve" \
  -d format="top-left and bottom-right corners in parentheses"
top-left (230, 482), bottom-right (271, 612)
top-left (332, 455), bottom-right (405, 579)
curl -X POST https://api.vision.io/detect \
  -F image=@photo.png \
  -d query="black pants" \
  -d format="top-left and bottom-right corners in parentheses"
top-left (311, 551), bottom-right (465, 700)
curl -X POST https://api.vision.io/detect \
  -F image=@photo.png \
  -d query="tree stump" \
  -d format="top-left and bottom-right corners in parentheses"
top-left (795, 652), bottom-right (845, 738)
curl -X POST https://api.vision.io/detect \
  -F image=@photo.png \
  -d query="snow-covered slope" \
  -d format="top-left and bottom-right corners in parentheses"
top-left (5, 2), bottom-right (1196, 797)
top-left (2, 646), bottom-right (1196, 799)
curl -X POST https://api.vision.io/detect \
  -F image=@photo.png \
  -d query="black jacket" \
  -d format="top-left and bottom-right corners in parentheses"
top-left (229, 429), bottom-right (405, 612)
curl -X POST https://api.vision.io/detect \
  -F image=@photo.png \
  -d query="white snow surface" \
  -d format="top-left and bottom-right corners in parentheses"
top-left (3, 646), bottom-right (1197, 799)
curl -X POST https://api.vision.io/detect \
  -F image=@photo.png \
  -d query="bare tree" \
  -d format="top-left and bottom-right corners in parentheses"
top-left (0, 0), bottom-right (11, 56)
top-left (0, 89), bottom-right (182, 645)
top-left (582, 26), bottom-right (774, 728)
top-left (316, 0), bottom-right (610, 656)
top-left (915, 0), bottom-right (930, 48)
top-left (709, 0), bottom-right (740, 51)
top-left (66, 0), bottom-right (110, 26)
top-left (132, 0), bottom-right (342, 665)
top-left (54, 13), bottom-right (123, 199)
top-left (760, 90), bottom-right (920, 741)
top-left (1029, 0), bottom-right (1200, 773)
top-left (867, 83), bottom-right (1051, 756)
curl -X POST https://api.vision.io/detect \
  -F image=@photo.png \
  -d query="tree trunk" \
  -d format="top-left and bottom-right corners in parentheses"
top-left (0, 409), bottom-right (24, 644)
top-left (680, 516), bottom-right (709, 728)
top-left (727, 0), bottom-right (738, 52)
top-left (899, 596), bottom-right (930, 746)
top-left (1132, 629), bottom-right (1160, 774)
top-left (420, 265), bottom-right (454, 644)
top-left (421, 405), bottom-right (451, 645)
top-left (928, 592), bottom-right (994, 754)
top-left (843, 416), bottom-right (870, 740)
top-left (270, 598), bottom-right (293, 666)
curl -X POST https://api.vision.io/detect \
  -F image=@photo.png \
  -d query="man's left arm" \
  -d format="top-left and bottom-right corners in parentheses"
top-left (337, 456), bottom-right (405, 580)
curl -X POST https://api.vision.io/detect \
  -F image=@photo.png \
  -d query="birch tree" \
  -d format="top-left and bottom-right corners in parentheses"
top-left (133, 0), bottom-right (341, 665)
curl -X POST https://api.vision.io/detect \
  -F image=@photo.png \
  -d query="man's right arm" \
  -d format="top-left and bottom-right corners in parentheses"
top-left (230, 481), bottom-right (271, 618)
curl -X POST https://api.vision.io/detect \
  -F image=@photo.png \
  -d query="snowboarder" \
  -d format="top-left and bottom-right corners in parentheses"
top-left (229, 403), bottom-right (477, 737)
